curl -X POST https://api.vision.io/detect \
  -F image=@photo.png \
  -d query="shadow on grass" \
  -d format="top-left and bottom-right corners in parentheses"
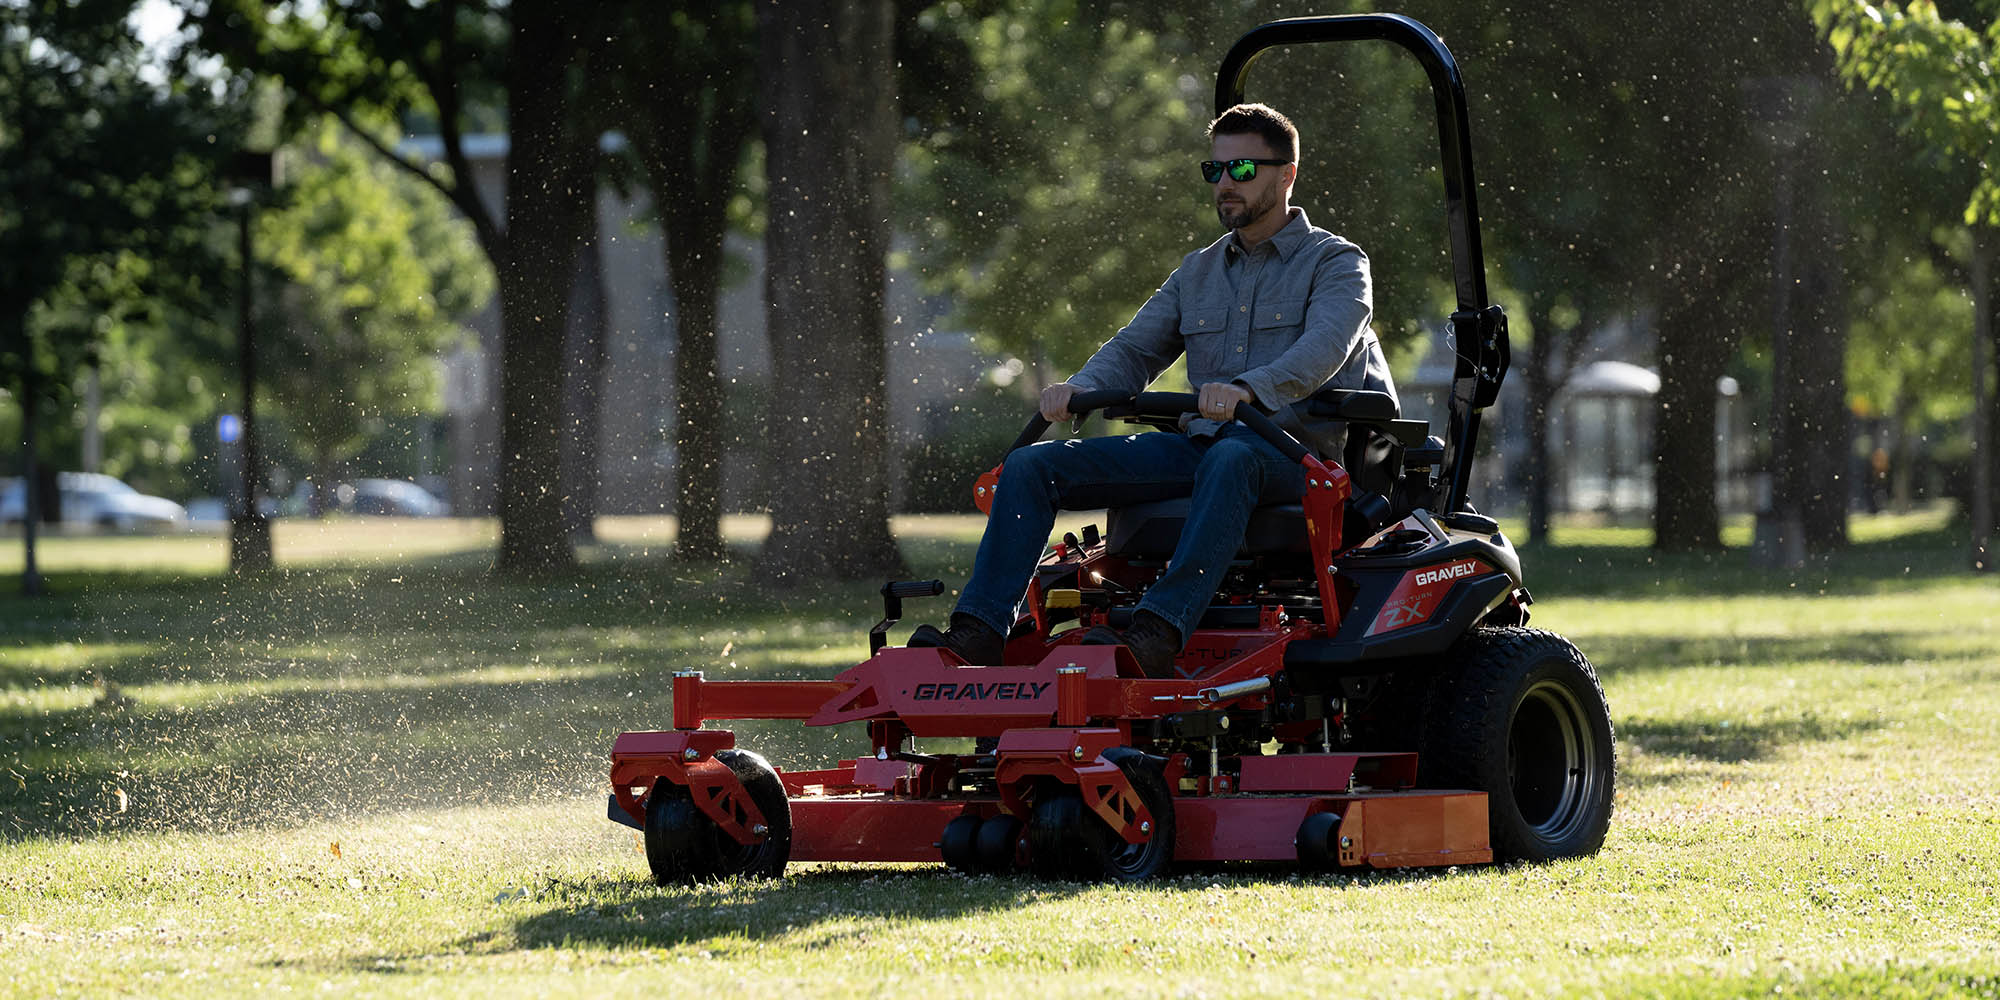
top-left (502, 869), bottom-right (1085, 952)
top-left (0, 674), bottom-right (877, 840)
top-left (1620, 710), bottom-right (1883, 773)
top-left (0, 558), bottom-right (917, 841)
top-left (490, 860), bottom-right (1473, 958)
top-left (1589, 630), bottom-right (1927, 674)
top-left (1522, 518), bottom-right (1973, 601)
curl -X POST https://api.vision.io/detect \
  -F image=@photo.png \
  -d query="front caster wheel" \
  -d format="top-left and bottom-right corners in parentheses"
top-left (940, 814), bottom-right (983, 874)
top-left (975, 814), bottom-right (1023, 873)
top-left (643, 748), bottom-right (792, 885)
top-left (1295, 810), bottom-right (1342, 872)
top-left (1025, 748), bottom-right (1174, 882)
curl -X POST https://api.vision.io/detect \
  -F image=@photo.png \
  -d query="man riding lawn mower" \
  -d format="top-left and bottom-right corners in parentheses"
top-left (607, 13), bottom-right (1615, 883)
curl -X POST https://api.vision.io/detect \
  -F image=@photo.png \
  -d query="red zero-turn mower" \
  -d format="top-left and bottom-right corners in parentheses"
top-left (608, 13), bottom-right (1615, 883)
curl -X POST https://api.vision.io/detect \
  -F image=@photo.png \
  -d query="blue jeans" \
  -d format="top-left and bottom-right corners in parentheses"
top-left (955, 426), bottom-right (1307, 639)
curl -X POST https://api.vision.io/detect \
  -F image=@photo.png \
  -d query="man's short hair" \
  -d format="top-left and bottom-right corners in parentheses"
top-left (1208, 103), bottom-right (1299, 162)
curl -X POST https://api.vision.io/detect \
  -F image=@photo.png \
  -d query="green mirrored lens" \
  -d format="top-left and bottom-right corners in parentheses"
top-left (1228, 159), bottom-right (1258, 182)
top-left (1201, 161), bottom-right (1224, 183)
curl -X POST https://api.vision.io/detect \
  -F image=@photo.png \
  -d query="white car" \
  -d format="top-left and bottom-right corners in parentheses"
top-left (346, 478), bottom-right (450, 517)
top-left (0, 472), bottom-right (190, 533)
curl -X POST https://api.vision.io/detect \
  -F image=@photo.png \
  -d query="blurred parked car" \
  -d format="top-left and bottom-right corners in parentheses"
top-left (186, 496), bottom-right (229, 526)
top-left (283, 478), bottom-right (450, 518)
top-left (348, 478), bottom-right (450, 517)
top-left (0, 472), bottom-right (190, 533)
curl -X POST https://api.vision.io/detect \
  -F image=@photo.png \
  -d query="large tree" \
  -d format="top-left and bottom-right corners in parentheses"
top-left (608, 2), bottom-right (757, 563)
top-left (258, 121), bottom-right (492, 508)
top-left (192, 0), bottom-right (596, 574)
top-left (1436, 0), bottom-right (1854, 553)
top-left (2, 0), bottom-right (237, 594)
top-left (1812, 0), bottom-right (2000, 570)
top-left (754, 0), bottom-right (908, 583)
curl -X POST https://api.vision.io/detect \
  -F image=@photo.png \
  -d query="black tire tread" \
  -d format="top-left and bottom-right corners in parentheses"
top-left (644, 748), bottom-right (792, 885)
top-left (1417, 626), bottom-right (1616, 861)
top-left (1025, 749), bottom-right (1176, 883)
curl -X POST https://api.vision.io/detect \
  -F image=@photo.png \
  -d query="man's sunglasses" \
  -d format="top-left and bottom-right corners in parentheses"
top-left (1201, 158), bottom-right (1290, 183)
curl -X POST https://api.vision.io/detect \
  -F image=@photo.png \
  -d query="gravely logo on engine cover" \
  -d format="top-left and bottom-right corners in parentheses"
top-left (1414, 559), bottom-right (1482, 587)
top-left (1365, 557), bottom-right (1495, 637)
top-left (911, 681), bottom-right (1052, 702)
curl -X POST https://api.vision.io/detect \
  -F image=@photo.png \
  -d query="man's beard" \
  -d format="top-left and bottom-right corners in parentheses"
top-left (1215, 186), bottom-right (1274, 230)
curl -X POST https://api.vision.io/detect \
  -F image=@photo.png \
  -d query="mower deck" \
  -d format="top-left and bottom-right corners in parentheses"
top-left (609, 650), bottom-right (1492, 873)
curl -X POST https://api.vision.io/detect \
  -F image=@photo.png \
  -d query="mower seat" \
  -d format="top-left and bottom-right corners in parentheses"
top-left (1105, 499), bottom-right (1306, 558)
top-left (1101, 413), bottom-right (1412, 560)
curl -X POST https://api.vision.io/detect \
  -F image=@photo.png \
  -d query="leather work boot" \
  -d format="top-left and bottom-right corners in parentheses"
top-left (908, 612), bottom-right (1005, 665)
top-left (1080, 608), bottom-right (1183, 679)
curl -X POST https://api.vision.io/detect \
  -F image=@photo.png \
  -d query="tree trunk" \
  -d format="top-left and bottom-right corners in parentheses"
top-left (561, 175), bottom-right (607, 545)
top-left (1653, 292), bottom-right (1728, 552)
top-left (229, 201), bottom-right (272, 573)
top-left (1523, 298), bottom-right (1556, 546)
top-left (752, 0), bottom-right (909, 585)
top-left (1792, 148), bottom-right (1848, 553)
top-left (621, 2), bottom-right (755, 564)
top-left (494, 0), bottom-right (587, 576)
top-left (668, 233), bottom-right (728, 562)
top-left (12, 318), bottom-right (43, 597)
top-left (1973, 228), bottom-right (1995, 572)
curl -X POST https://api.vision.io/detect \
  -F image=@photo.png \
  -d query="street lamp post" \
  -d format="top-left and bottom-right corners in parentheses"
top-left (226, 150), bottom-right (274, 573)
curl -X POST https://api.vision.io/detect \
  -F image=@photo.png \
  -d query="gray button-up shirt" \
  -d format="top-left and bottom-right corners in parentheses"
top-left (1069, 208), bottom-right (1396, 459)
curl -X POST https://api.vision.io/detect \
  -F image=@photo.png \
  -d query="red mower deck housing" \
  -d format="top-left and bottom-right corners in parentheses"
top-left (611, 642), bottom-right (1495, 873)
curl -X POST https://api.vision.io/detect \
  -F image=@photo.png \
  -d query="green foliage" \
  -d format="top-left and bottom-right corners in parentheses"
top-left (0, 0), bottom-right (241, 401)
top-left (1812, 0), bottom-right (2000, 225)
top-left (1845, 238), bottom-right (1975, 425)
top-left (256, 120), bottom-right (492, 479)
top-left (900, 1), bottom-right (1208, 376)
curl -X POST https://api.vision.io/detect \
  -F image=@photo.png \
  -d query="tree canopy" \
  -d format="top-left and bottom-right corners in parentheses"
top-left (258, 120), bottom-right (492, 496)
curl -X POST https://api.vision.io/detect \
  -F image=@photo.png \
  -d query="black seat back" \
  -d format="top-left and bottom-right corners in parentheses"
top-left (1104, 498), bottom-right (1307, 558)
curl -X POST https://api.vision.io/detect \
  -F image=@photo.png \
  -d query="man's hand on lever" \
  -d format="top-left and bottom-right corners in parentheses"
top-left (1198, 381), bottom-right (1256, 421)
top-left (1040, 382), bottom-right (1080, 422)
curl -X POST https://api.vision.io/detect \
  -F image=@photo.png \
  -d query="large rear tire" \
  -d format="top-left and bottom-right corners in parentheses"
top-left (1418, 628), bottom-right (1614, 861)
top-left (643, 748), bottom-right (792, 885)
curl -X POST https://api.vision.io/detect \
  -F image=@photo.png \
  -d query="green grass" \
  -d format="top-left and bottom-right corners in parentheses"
top-left (3, 509), bottom-right (1998, 998)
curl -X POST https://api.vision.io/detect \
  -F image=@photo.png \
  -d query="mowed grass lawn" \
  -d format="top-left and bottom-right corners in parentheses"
top-left (2, 510), bottom-right (1997, 998)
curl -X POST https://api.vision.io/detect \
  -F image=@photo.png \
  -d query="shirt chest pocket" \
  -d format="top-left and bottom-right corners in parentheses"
top-left (1180, 307), bottom-right (1228, 374)
top-left (1250, 297), bottom-right (1307, 354)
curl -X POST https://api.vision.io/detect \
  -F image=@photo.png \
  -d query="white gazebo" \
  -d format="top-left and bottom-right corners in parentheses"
top-left (1558, 360), bottom-right (1658, 514)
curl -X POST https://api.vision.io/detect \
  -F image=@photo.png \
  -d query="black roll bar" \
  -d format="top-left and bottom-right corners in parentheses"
top-left (1214, 14), bottom-right (1509, 513)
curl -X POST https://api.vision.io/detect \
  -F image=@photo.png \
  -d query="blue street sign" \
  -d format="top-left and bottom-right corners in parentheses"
top-left (218, 414), bottom-right (242, 444)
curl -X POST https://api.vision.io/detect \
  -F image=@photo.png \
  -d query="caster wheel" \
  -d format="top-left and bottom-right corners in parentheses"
top-left (975, 814), bottom-right (1023, 872)
top-left (644, 748), bottom-right (792, 885)
top-left (1025, 748), bottom-right (1175, 882)
top-left (940, 814), bottom-right (983, 874)
top-left (1296, 810), bottom-right (1341, 872)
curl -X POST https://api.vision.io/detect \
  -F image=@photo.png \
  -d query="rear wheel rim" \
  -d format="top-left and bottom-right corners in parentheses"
top-left (1507, 678), bottom-right (1602, 843)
